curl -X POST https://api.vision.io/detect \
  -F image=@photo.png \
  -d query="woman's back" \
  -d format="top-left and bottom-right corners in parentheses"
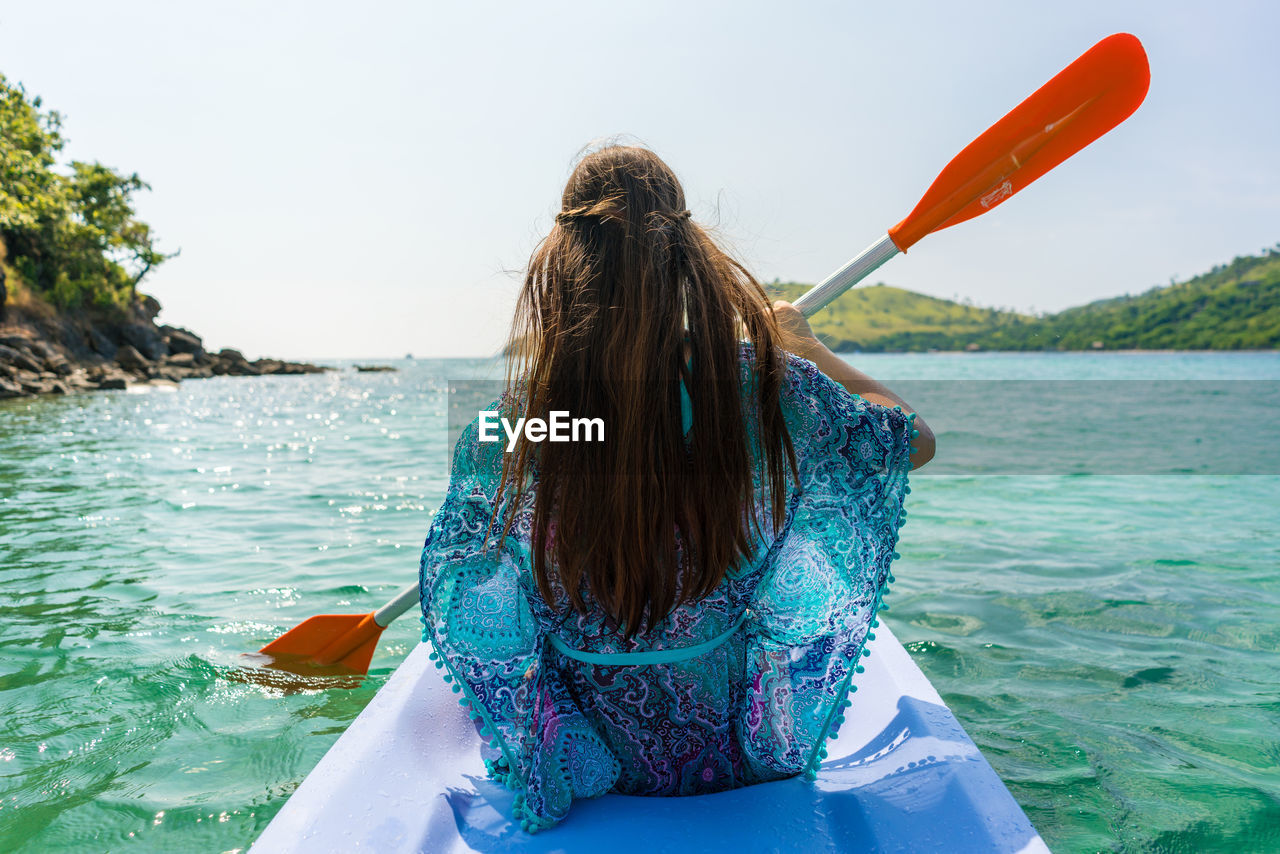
top-left (420, 341), bottom-right (915, 830)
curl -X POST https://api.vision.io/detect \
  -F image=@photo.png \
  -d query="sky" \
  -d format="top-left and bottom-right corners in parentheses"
top-left (1, 1), bottom-right (1276, 359)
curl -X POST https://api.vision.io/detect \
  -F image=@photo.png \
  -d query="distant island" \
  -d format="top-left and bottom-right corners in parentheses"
top-left (767, 247), bottom-right (1280, 352)
top-left (0, 74), bottom-right (325, 399)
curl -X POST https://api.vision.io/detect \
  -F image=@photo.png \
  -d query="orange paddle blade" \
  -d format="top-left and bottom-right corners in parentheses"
top-left (258, 611), bottom-right (386, 675)
top-left (888, 32), bottom-right (1150, 252)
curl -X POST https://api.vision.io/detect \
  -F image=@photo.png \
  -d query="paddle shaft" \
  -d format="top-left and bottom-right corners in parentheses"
top-left (375, 583), bottom-right (421, 627)
top-left (792, 234), bottom-right (900, 318)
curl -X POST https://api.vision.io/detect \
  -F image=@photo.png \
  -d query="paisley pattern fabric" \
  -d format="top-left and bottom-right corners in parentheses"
top-left (418, 347), bottom-right (915, 832)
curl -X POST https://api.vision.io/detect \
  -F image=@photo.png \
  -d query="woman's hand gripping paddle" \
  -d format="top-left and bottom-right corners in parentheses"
top-left (793, 32), bottom-right (1150, 316)
top-left (246, 33), bottom-right (1149, 678)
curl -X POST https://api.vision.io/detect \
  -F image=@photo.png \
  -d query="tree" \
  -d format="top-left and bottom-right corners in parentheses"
top-left (0, 73), bottom-right (174, 310)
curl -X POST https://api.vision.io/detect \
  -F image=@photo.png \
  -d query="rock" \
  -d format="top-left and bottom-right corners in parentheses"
top-left (116, 343), bottom-right (152, 371)
top-left (0, 337), bottom-right (72, 374)
top-left (253, 359), bottom-right (323, 375)
top-left (0, 343), bottom-right (45, 373)
top-left (87, 328), bottom-right (118, 360)
top-left (212, 349), bottom-right (261, 375)
top-left (140, 295), bottom-right (162, 319)
top-left (0, 336), bottom-right (57, 364)
top-left (212, 356), bottom-right (260, 376)
top-left (41, 353), bottom-right (72, 375)
top-left (26, 339), bottom-right (57, 362)
top-left (259, 360), bottom-right (327, 375)
top-left (0, 309), bottom-right (326, 398)
top-left (160, 325), bottom-right (204, 356)
top-left (355, 364), bottom-right (397, 372)
top-left (964, 342), bottom-right (982, 352)
top-left (121, 323), bottom-right (167, 361)
top-left (66, 370), bottom-right (97, 391)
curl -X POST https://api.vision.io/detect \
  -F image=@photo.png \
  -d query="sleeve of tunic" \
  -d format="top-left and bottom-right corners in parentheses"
top-left (736, 355), bottom-right (916, 782)
top-left (418, 415), bottom-right (619, 833)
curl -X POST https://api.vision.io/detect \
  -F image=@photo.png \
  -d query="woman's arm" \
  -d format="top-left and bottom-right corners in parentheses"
top-left (773, 300), bottom-right (936, 469)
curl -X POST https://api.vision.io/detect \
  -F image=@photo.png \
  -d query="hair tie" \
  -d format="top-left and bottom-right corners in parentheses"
top-left (556, 208), bottom-right (691, 225)
top-left (649, 209), bottom-right (692, 227)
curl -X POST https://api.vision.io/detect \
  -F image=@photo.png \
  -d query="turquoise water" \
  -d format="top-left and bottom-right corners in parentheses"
top-left (1, 353), bottom-right (1278, 852)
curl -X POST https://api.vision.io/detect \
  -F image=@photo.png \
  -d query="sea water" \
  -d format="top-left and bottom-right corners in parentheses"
top-left (0, 353), bottom-right (1277, 853)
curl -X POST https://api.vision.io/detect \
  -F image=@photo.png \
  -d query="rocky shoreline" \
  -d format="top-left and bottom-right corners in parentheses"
top-left (0, 295), bottom-right (327, 400)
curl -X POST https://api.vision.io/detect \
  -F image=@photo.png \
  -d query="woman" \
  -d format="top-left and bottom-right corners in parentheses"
top-left (419, 144), bottom-right (935, 833)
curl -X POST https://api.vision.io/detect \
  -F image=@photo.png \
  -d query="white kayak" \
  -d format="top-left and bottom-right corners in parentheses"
top-left (252, 624), bottom-right (1048, 853)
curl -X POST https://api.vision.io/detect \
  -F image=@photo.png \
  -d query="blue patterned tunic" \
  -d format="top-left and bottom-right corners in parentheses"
top-left (418, 348), bottom-right (915, 832)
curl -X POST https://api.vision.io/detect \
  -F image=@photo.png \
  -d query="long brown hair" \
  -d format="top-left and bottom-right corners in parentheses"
top-left (499, 144), bottom-right (795, 636)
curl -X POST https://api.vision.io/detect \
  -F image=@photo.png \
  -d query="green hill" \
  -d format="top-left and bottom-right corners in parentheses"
top-left (765, 281), bottom-right (1034, 352)
top-left (768, 247), bottom-right (1280, 351)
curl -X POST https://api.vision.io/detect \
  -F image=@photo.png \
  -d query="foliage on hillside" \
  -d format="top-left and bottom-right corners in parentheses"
top-left (768, 248), bottom-right (1280, 351)
top-left (1007, 251), bottom-right (1280, 350)
top-left (0, 74), bottom-right (171, 313)
top-left (765, 281), bottom-right (1035, 351)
